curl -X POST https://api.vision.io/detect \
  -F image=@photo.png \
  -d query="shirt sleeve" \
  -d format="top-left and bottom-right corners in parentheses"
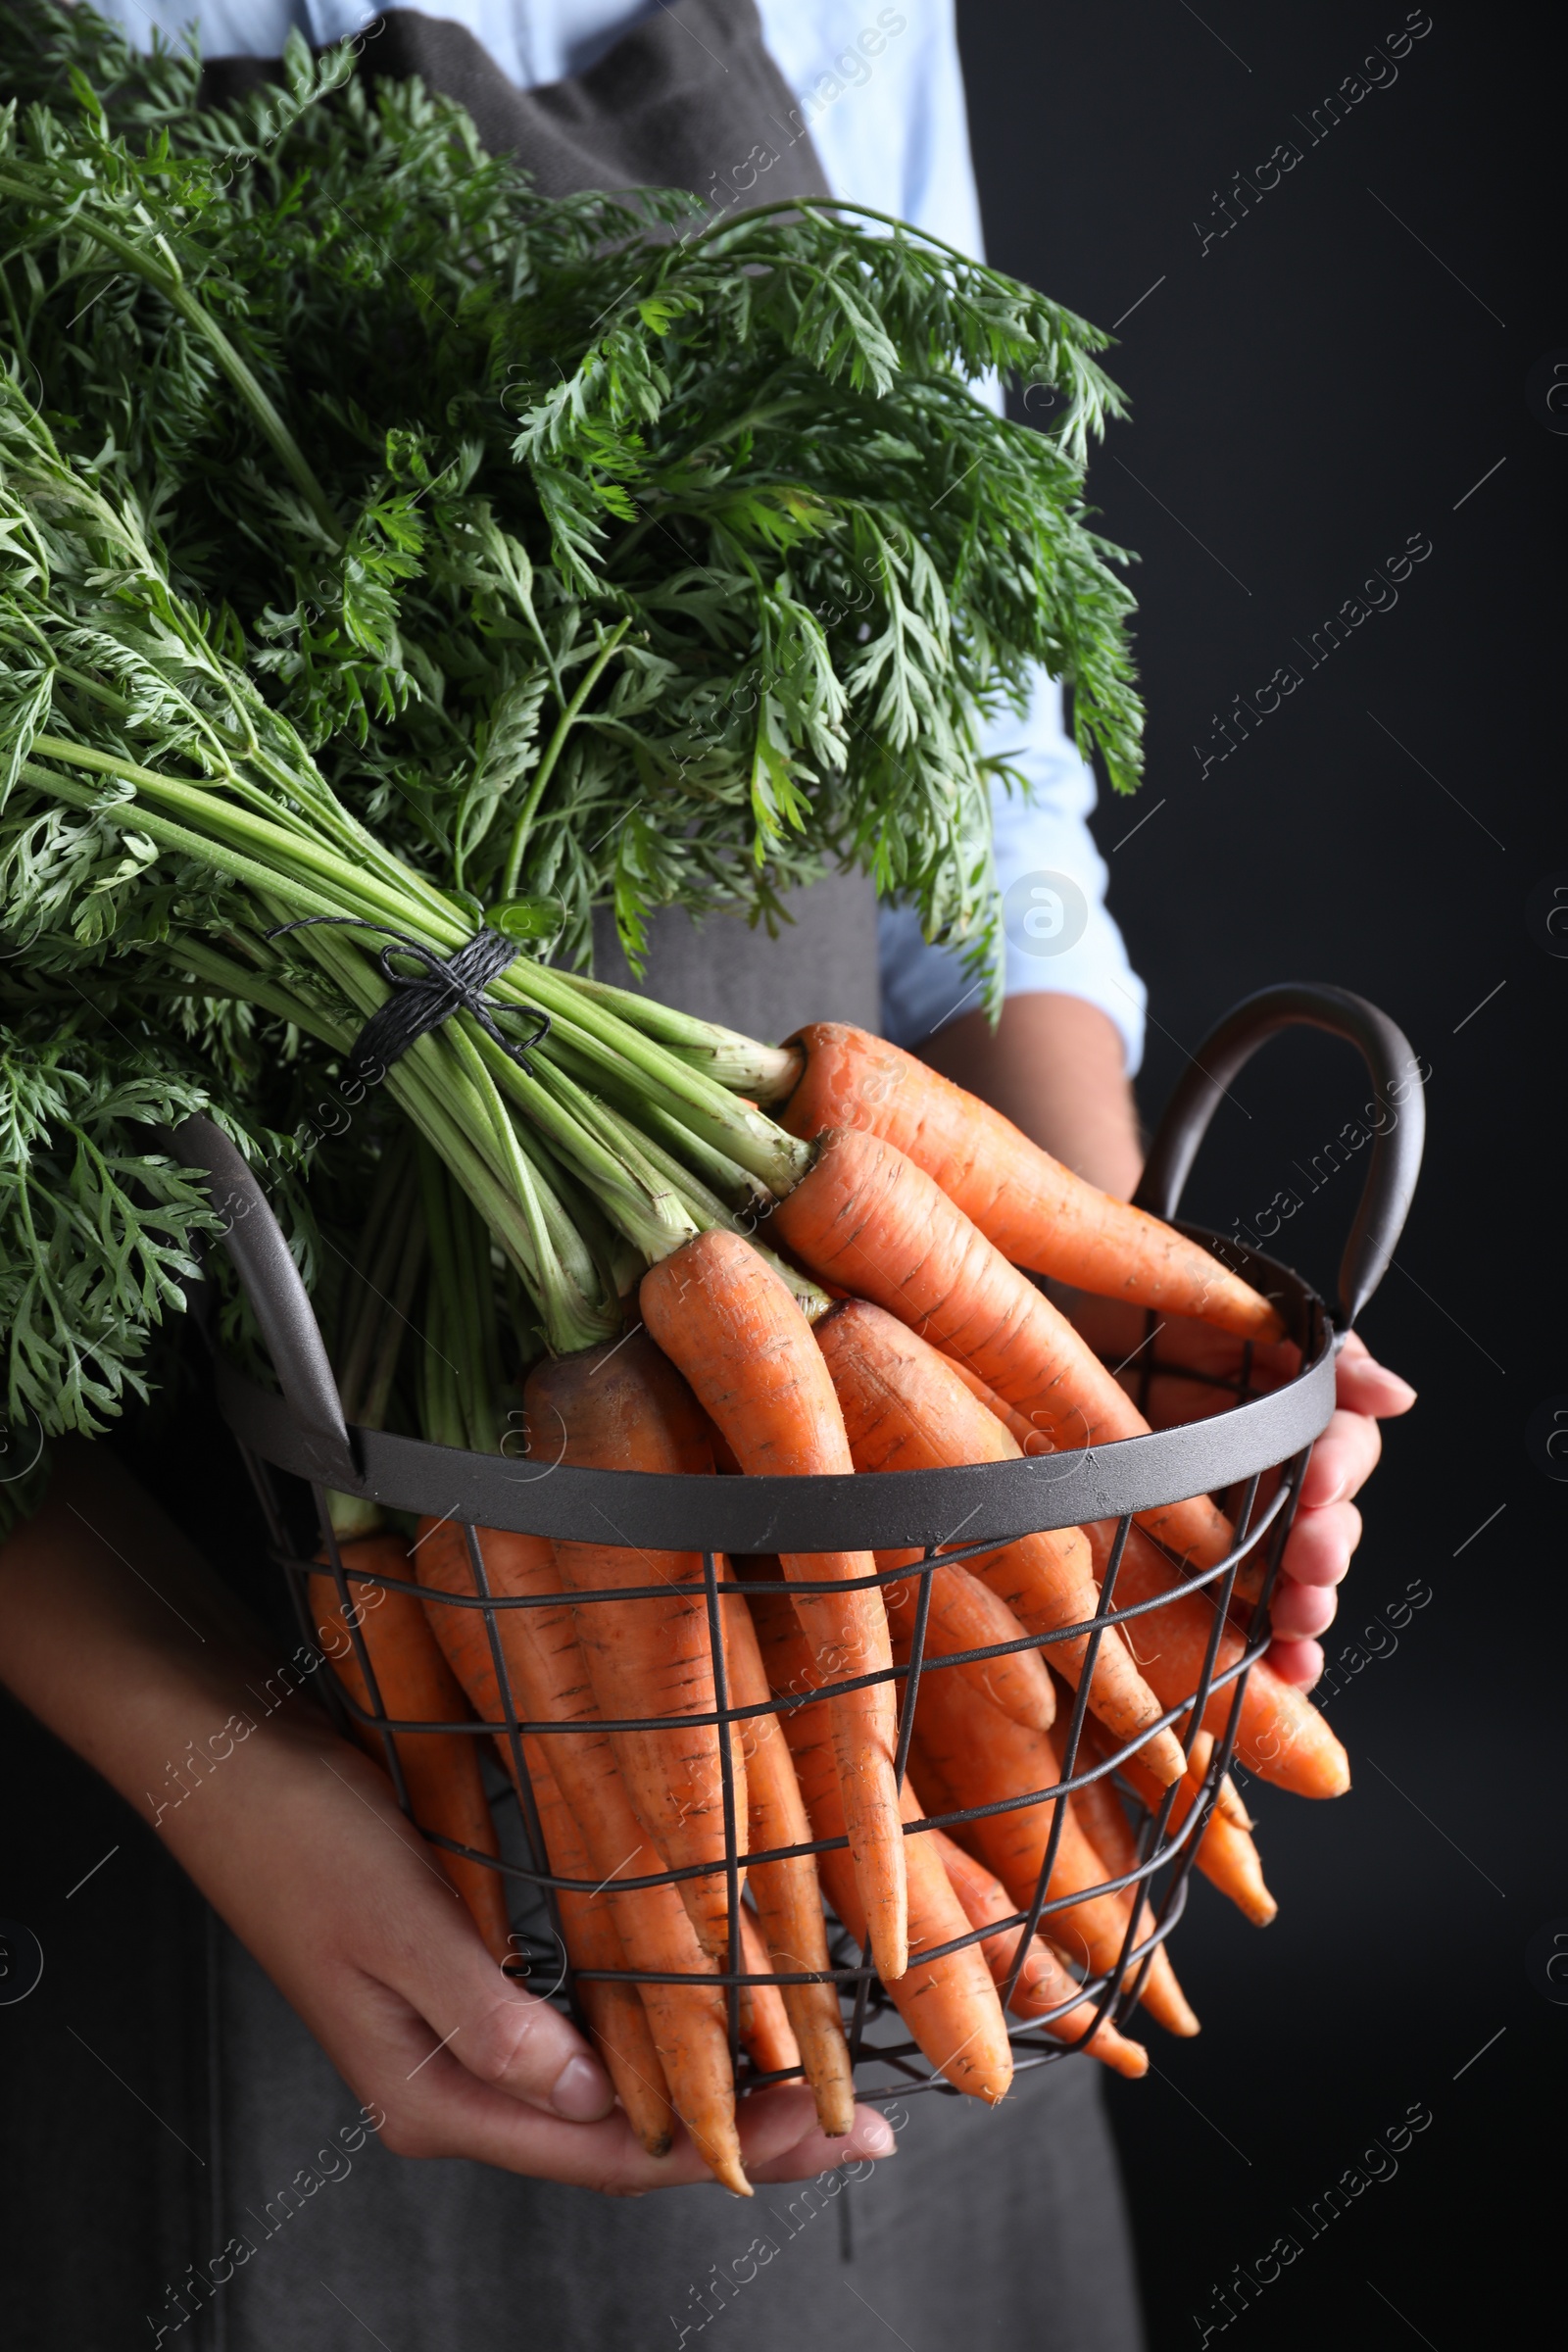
top-left (875, 671), bottom-right (1146, 1070)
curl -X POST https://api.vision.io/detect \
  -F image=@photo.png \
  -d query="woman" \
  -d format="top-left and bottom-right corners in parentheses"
top-left (0, 7), bottom-right (1411, 2346)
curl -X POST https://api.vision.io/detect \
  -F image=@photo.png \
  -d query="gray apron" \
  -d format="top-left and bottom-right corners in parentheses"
top-left (0, 12), bottom-right (1141, 2347)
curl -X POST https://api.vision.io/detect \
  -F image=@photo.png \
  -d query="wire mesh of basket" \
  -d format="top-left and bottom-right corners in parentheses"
top-left (173, 983), bottom-right (1423, 2103)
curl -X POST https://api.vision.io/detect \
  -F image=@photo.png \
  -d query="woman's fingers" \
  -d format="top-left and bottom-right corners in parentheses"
top-left (1268, 1576), bottom-right (1341, 1642)
top-left (366, 2039), bottom-right (894, 2191)
top-left (1281, 1497), bottom-right (1364, 1588)
top-left (1298, 1408), bottom-right (1382, 1508)
top-left (736, 2087), bottom-right (897, 2183)
top-left (1335, 1330), bottom-right (1416, 1417)
top-left (449, 1986), bottom-right (617, 2120)
top-left (285, 1747), bottom-right (617, 2124)
top-left (1260, 1339), bottom-right (1410, 1678)
top-left (1266, 1496), bottom-right (1364, 1668)
top-left (1267, 1636), bottom-right (1325, 1689)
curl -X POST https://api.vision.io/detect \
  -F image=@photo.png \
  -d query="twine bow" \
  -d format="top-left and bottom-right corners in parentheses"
top-left (266, 915), bottom-right (552, 1086)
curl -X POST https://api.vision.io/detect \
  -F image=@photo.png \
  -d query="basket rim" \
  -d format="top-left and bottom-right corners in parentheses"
top-left (210, 1225), bottom-right (1336, 1549)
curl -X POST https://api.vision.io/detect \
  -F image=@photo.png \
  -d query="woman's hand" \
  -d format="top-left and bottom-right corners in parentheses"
top-left (1253, 1331), bottom-right (1415, 1686)
top-left (0, 1446), bottom-right (896, 2194)
top-left (175, 1709), bottom-right (893, 2194)
top-left (1053, 1299), bottom-right (1416, 1688)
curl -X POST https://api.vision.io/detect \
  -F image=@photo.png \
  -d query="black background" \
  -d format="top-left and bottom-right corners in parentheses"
top-left (2, 10), bottom-right (1560, 2346)
top-left (957, 1), bottom-right (1563, 2343)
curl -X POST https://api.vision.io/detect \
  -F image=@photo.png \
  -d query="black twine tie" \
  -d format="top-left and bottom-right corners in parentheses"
top-left (266, 916), bottom-right (552, 1086)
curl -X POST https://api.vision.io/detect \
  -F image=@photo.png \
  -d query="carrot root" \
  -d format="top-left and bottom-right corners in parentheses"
top-left (310, 1544), bottom-right (511, 1964)
top-left (780, 1024), bottom-right (1283, 1341)
top-left (642, 1233), bottom-right (906, 1979)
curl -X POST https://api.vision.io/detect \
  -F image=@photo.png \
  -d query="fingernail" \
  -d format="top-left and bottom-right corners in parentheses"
top-left (856, 2113), bottom-right (898, 2157)
top-left (550, 2054), bottom-right (614, 2122)
top-left (1385, 1374), bottom-right (1417, 1407)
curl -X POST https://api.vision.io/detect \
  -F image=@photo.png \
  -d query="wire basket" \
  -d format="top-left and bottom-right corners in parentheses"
top-left (173, 983), bottom-right (1423, 2105)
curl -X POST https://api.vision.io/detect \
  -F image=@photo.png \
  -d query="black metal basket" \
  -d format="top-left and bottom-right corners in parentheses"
top-left (173, 983), bottom-right (1423, 2105)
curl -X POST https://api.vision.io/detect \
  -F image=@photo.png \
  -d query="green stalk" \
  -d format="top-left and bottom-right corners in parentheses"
top-left (29, 736), bottom-right (454, 941)
top-left (440, 1013), bottom-right (625, 1336)
top-left (499, 618), bottom-right (631, 900)
top-left (21, 762), bottom-right (366, 932)
top-left (417, 1145), bottom-right (498, 1455)
top-left (335, 1134), bottom-right (416, 1423)
top-left (545, 1033), bottom-right (773, 1216)
top-left (555, 972), bottom-right (806, 1100)
top-left (324, 1139), bottom-right (417, 1538)
top-left (361, 1196), bottom-right (426, 1432)
top-left (560, 1095), bottom-right (829, 1319)
top-left (463, 1017), bottom-right (700, 1264)
top-left (490, 965), bottom-right (813, 1195)
top-left (449, 1168), bottom-right (507, 1455)
top-left (418, 1261), bottom-right (464, 1455)
top-left (30, 751), bottom-right (810, 1197)
top-left (221, 896), bottom-right (596, 1317)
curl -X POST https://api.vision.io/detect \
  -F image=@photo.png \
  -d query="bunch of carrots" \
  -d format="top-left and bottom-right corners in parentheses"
top-left (302, 1025), bottom-right (1348, 2195)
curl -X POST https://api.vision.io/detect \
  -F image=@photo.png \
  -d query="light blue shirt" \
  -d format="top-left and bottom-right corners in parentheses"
top-left (94, 0), bottom-right (1147, 1069)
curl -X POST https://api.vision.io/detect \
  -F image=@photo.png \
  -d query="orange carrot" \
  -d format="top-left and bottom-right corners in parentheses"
top-left (310, 1543), bottom-right (511, 1964)
top-left (722, 1589), bottom-right (856, 2134)
top-left (641, 1232), bottom-right (906, 1980)
top-left (1182, 1728), bottom-right (1254, 1831)
top-left (772, 1129), bottom-right (1236, 1574)
top-left (780, 1023), bottom-right (1282, 1341)
top-left (523, 1337), bottom-right (741, 1965)
top-left (1116, 1732), bottom-right (1278, 1928)
top-left (814, 1300), bottom-right (1184, 1783)
top-left (1043, 1710), bottom-right (1143, 1900)
top-left (750, 1589), bottom-right (1012, 2104)
top-left (1043, 1712), bottom-right (1203, 2027)
top-left (415, 1519), bottom-right (748, 2195)
top-left (907, 1668), bottom-right (1199, 2038)
top-left (939, 1353), bottom-right (1050, 1453)
top-left (373, 1547), bottom-right (678, 2154)
top-left (944, 1362), bottom-right (1275, 1789)
top-left (880, 1553), bottom-right (1056, 1735)
top-left (925, 1822), bottom-right (1148, 2080)
top-left (1084, 1518), bottom-right (1350, 1799)
top-left (520, 1736), bottom-right (677, 2156)
top-left (736, 1904), bottom-right (802, 2078)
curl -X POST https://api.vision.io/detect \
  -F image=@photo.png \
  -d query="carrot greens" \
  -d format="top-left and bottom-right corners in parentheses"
top-left (0, 0), bottom-right (1142, 1518)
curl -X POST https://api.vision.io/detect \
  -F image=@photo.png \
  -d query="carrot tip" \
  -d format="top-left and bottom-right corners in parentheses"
top-left (877, 1933), bottom-right (910, 1984)
top-left (1156, 1996), bottom-right (1201, 2038)
top-left (1091, 2030), bottom-right (1149, 2081)
top-left (694, 2133), bottom-right (753, 2199)
top-left (1139, 1728), bottom-right (1188, 1788)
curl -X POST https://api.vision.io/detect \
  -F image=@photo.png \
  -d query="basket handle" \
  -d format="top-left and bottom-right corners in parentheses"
top-left (165, 1114), bottom-right (359, 1488)
top-left (1132, 983), bottom-right (1425, 1330)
